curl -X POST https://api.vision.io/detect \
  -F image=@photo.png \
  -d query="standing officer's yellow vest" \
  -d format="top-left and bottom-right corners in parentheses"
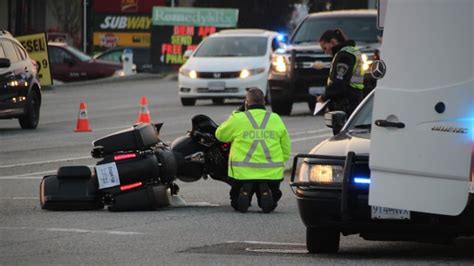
top-left (327, 46), bottom-right (365, 90)
top-left (215, 109), bottom-right (291, 180)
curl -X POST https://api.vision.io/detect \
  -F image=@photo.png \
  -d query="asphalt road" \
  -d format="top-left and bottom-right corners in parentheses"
top-left (1, 76), bottom-right (473, 265)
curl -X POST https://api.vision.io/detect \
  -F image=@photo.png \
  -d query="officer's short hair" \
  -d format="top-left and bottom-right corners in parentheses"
top-left (246, 88), bottom-right (264, 105)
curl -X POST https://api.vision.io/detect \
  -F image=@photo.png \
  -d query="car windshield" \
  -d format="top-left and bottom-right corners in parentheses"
top-left (346, 94), bottom-right (374, 132)
top-left (65, 45), bottom-right (92, 62)
top-left (292, 16), bottom-right (382, 44)
top-left (193, 36), bottom-right (268, 57)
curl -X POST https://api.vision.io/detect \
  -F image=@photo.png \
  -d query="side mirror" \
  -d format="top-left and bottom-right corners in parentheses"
top-left (324, 111), bottom-right (347, 135)
top-left (0, 58), bottom-right (11, 68)
top-left (184, 50), bottom-right (193, 58)
top-left (63, 57), bottom-right (76, 66)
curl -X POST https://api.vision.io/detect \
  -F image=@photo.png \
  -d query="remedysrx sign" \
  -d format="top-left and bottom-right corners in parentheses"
top-left (152, 7), bottom-right (238, 27)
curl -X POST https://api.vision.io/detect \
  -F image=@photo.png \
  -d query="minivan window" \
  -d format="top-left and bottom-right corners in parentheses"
top-left (0, 44), bottom-right (5, 58)
top-left (14, 43), bottom-right (27, 61)
top-left (194, 36), bottom-right (268, 57)
top-left (292, 16), bottom-right (382, 44)
top-left (2, 40), bottom-right (20, 63)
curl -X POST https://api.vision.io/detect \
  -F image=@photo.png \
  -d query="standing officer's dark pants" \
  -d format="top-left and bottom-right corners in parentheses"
top-left (229, 180), bottom-right (283, 213)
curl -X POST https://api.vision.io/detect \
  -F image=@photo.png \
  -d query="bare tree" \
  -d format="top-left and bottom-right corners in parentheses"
top-left (49, 0), bottom-right (82, 47)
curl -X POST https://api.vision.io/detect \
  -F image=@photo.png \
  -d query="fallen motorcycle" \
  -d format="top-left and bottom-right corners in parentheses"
top-left (39, 114), bottom-right (230, 212)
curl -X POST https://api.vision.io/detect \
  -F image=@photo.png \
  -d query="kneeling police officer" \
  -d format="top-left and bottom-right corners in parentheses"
top-left (215, 88), bottom-right (291, 213)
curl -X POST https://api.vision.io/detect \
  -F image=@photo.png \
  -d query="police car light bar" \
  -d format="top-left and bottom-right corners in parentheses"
top-left (354, 177), bottom-right (371, 184)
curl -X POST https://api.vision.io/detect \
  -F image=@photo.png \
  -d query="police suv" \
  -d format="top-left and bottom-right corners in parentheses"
top-left (268, 10), bottom-right (381, 115)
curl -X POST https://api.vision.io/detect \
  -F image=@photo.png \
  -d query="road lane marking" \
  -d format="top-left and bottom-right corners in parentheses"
top-left (0, 197), bottom-right (38, 200)
top-left (226, 240), bottom-right (305, 246)
top-left (289, 128), bottom-right (331, 136)
top-left (0, 227), bottom-right (144, 236)
top-left (292, 133), bottom-right (333, 142)
top-left (1, 131), bottom-right (331, 180)
top-left (1, 130), bottom-right (330, 169)
top-left (0, 165), bottom-right (94, 180)
top-left (0, 170), bottom-right (56, 180)
top-left (0, 156), bottom-right (92, 168)
top-left (245, 248), bottom-right (308, 254)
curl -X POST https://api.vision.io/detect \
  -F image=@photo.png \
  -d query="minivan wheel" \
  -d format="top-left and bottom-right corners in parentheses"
top-left (306, 227), bottom-right (340, 254)
top-left (181, 98), bottom-right (196, 106)
top-left (19, 90), bottom-right (40, 129)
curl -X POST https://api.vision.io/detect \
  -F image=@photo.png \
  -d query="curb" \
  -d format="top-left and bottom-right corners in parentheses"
top-left (43, 72), bottom-right (178, 90)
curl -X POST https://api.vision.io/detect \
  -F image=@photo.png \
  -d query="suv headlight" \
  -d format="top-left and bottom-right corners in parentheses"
top-left (297, 162), bottom-right (344, 183)
top-left (361, 53), bottom-right (374, 72)
top-left (271, 54), bottom-right (289, 73)
top-left (240, 68), bottom-right (265, 79)
top-left (179, 68), bottom-right (197, 79)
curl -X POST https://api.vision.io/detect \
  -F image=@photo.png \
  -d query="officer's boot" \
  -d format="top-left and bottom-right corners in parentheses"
top-left (258, 182), bottom-right (275, 213)
top-left (237, 183), bottom-right (253, 213)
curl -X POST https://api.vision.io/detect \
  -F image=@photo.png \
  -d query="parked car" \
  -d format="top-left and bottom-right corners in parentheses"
top-left (48, 42), bottom-right (123, 82)
top-left (178, 29), bottom-right (283, 106)
top-left (0, 30), bottom-right (42, 129)
top-left (93, 47), bottom-right (151, 73)
top-left (268, 10), bottom-right (382, 115)
top-left (290, 90), bottom-right (474, 253)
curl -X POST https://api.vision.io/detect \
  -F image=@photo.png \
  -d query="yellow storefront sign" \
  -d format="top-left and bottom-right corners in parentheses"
top-left (93, 32), bottom-right (150, 48)
top-left (15, 33), bottom-right (52, 86)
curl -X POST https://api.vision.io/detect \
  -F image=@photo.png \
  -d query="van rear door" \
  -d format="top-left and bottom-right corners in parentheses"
top-left (369, 0), bottom-right (473, 216)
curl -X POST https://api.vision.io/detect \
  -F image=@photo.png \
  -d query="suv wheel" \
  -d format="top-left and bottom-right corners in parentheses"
top-left (306, 227), bottom-right (340, 254)
top-left (307, 96), bottom-right (316, 113)
top-left (270, 90), bottom-right (292, 115)
top-left (19, 90), bottom-right (40, 129)
top-left (181, 98), bottom-right (196, 106)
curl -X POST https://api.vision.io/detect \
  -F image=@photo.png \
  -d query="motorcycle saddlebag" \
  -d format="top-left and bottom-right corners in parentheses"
top-left (93, 123), bottom-right (158, 156)
top-left (107, 184), bottom-right (171, 212)
top-left (39, 166), bottom-right (104, 211)
top-left (95, 153), bottom-right (160, 193)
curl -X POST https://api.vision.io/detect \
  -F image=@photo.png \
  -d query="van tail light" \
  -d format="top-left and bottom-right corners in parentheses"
top-left (120, 182), bottom-right (142, 191)
top-left (114, 153), bottom-right (137, 161)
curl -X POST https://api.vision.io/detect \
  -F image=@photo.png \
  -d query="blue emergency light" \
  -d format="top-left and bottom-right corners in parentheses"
top-left (277, 33), bottom-right (287, 42)
top-left (354, 177), bottom-right (371, 184)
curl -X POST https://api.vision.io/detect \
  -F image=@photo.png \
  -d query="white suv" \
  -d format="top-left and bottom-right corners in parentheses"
top-left (178, 29), bottom-right (281, 106)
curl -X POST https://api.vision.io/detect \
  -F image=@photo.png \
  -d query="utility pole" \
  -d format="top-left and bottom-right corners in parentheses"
top-left (83, 0), bottom-right (87, 52)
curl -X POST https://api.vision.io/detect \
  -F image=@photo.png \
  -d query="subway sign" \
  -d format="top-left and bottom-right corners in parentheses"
top-left (94, 14), bottom-right (152, 31)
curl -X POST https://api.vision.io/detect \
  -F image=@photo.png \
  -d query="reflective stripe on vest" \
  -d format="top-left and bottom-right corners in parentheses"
top-left (327, 46), bottom-right (365, 90)
top-left (231, 111), bottom-right (284, 169)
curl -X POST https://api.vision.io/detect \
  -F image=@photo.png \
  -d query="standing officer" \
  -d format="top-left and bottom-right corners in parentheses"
top-left (215, 88), bottom-right (291, 213)
top-left (317, 29), bottom-right (364, 117)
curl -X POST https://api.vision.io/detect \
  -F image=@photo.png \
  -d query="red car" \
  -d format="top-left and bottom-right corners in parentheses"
top-left (48, 42), bottom-right (123, 82)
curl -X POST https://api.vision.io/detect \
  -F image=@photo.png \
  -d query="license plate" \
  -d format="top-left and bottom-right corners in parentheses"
top-left (96, 162), bottom-right (120, 189)
top-left (208, 81), bottom-right (225, 91)
top-left (371, 206), bottom-right (410, 220)
top-left (308, 86), bottom-right (325, 96)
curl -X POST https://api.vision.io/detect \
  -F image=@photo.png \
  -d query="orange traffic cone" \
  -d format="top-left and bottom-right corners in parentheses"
top-left (74, 101), bottom-right (92, 132)
top-left (136, 96), bottom-right (152, 123)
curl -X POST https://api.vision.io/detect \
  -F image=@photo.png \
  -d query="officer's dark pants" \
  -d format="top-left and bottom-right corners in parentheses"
top-left (229, 180), bottom-right (283, 211)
